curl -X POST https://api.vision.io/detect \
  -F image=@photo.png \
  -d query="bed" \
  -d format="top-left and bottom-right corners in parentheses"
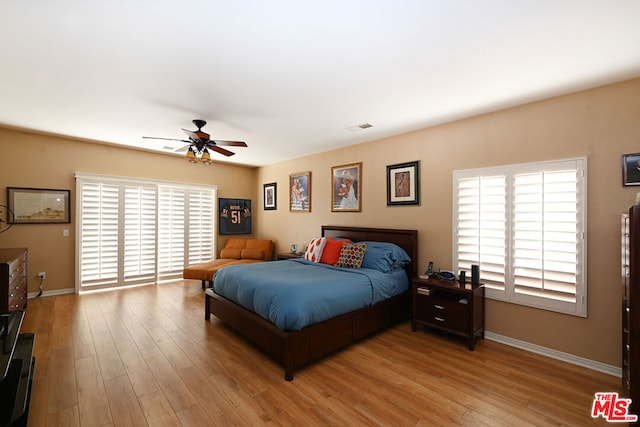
top-left (204, 225), bottom-right (418, 380)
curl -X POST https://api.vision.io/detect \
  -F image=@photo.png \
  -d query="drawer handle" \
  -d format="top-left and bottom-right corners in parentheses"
top-left (434, 317), bottom-right (445, 322)
top-left (434, 305), bottom-right (445, 310)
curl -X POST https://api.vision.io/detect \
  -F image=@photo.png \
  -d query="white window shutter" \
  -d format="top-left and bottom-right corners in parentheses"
top-left (79, 181), bottom-right (119, 288)
top-left (187, 190), bottom-right (215, 265)
top-left (123, 185), bottom-right (157, 284)
top-left (455, 174), bottom-right (507, 291)
top-left (158, 187), bottom-right (186, 280)
top-left (453, 158), bottom-right (586, 317)
top-left (512, 164), bottom-right (583, 313)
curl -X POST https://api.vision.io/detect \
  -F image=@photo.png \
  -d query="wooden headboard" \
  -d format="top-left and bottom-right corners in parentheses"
top-left (321, 225), bottom-right (418, 279)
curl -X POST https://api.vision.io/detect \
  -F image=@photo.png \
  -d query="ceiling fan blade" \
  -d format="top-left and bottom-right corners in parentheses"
top-left (210, 145), bottom-right (236, 157)
top-left (212, 139), bottom-right (248, 147)
top-left (182, 128), bottom-right (209, 142)
top-left (142, 136), bottom-right (191, 143)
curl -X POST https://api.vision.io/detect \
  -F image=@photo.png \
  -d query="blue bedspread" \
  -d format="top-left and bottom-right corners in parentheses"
top-left (211, 259), bottom-right (408, 331)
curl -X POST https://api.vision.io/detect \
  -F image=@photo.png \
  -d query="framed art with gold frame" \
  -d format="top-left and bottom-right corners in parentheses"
top-left (331, 162), bottom-right (362, 212)
top-left (289, 171), bottom-right (311, 212)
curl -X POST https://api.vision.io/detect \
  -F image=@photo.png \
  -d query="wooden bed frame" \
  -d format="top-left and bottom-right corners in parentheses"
top-left (204, 225), bottom-right (418, 380)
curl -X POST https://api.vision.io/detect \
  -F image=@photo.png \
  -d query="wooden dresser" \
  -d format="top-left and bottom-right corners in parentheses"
top-left (0, 248), bottom-right (28, 313)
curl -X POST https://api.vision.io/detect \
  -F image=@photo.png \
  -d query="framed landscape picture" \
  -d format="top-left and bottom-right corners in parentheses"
top-left (331, 162), bottom-right (362, 212)
top-left (289, 171), bottom-right (311, 212)
top-left (7, 187), bottom-right (71, 224)
top-left (387, 161), bottom-right (420, 206)
top-left (219, 198), bottom-right (252, 234)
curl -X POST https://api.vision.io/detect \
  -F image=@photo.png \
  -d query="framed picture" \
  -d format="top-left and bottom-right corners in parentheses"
top-left (289, 171), bottom-right (311, 212)
top-left (263, 182), bottom-right (277, 210)
top-left (7, 187), bottom-right (71, 224)
top-left (387, 161), bottom-right (420, 206)
top-left (331, 162), bottom-right (362, 212)
top-left (219, 198), bottom-right (252, 234)
top-left (623, 153), bottom-right (640, 186)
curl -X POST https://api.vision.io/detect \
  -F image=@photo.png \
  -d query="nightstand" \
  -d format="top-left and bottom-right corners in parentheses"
top-left (277, 252), bottom-right (304, 260)
top-left (412, 276), bottom-right (485, 350)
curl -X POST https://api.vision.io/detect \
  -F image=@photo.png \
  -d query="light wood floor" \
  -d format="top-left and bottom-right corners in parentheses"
top-left (20, 280), bottom-right (623, 426)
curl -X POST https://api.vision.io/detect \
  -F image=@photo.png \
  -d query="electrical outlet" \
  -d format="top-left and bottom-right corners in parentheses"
top-left (37, 272), bottom-right (46, 279)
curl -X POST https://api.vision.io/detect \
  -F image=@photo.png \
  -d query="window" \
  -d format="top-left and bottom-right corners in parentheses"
top-left (453, 158), bottom-right (587, 317)
top-left (76, 173), bottom-right (216, 293)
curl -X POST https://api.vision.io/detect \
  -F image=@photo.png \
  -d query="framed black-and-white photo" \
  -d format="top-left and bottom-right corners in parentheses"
top-left (386, 161), bottom-right (420, 206)
top-left (7, 187), bottom-right (71, 224)
top-left (219, 198), bottom-right (252, 234)
top-left (263, 182), bottom-right (277, 210)
top-left (623, 153), bottom-right (640, 186)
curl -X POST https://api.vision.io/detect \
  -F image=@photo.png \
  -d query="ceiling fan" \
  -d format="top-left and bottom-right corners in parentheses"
top-left (143, 119), bottom-right (247, 164)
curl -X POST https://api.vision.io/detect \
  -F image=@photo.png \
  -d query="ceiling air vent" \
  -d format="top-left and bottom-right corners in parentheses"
top-left (346, 123), bottom-right (373, 132)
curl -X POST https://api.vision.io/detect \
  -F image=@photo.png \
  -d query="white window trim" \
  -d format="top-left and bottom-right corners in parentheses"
top-left (452, 157), bottom-right (587, 317)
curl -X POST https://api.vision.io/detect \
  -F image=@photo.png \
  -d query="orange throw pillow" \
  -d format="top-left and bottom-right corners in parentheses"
top-left (320, 237), bottom-right (349, 265)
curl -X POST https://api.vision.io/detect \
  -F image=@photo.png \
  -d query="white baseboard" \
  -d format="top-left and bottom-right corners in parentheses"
top-left (485, 331), bottom-right (621, 378)
top-left (28, 288), bottom-right (75, 299)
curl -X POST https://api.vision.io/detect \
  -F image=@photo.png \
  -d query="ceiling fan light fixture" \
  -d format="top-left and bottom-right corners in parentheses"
top-left (186, 147), bottom-right (198, 163)
top-left (201, 149), bottom-right (212, 165)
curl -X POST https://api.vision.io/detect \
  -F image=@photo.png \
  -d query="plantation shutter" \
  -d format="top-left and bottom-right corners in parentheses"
top-left (455, 174), bottom-right (507, 290)
top-left (79, 181), bottom-right (119, 288)
top-left (187, 189), bottom-right (215, 265)
top-left (453, 158), bottom-right (586, 317)
top-left (158, 187), bottom-right (185, 280)
top-left (123, 184), bottom-right (157, 284)
top-left (76, 173), bottom-right (217, 292)
top-left (512, 163), bottom-right (583, 309)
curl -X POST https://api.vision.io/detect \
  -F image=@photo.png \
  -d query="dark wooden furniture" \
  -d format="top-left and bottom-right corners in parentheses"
top-left (623, 205), bottom-right (640, 415)
top-left (412, 276), bottom-right (484, 350)
top-left (276, 252), bottom-right (303, 260)
top-left (0, 249), bottom-right (28, 313)
top-left (205, 225), bottom-right (418, 380)
top-left (0, 310), bottom-right (35, 427)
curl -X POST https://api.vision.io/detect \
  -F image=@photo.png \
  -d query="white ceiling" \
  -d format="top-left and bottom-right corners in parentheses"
top-left (2, 1), bottom-right (640, 167)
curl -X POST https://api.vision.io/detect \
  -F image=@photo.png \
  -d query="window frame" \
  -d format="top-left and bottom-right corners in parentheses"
top-left (452, 157), bottom-right (587, 317)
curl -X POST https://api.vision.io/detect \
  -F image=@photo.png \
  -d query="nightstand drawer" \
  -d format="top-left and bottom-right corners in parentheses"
top-left (415, 291), bottom-right (468, 331)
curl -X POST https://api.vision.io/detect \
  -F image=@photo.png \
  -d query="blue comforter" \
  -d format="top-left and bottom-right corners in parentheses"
top-left (211, 258), bottom-right (408, 331)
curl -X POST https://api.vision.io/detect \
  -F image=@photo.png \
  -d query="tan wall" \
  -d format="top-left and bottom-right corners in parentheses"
top-left (255, 78), bottom-right (640, 367)
top-left (0, 128), bottom-right (256, 294)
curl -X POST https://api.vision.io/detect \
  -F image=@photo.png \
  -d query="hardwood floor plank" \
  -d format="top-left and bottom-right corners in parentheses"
top-left (138, 390), bottom-right (181, 427)
top-left (47, 346), bottom-right (77, 415)
top-left (176, 365), bottom-right (247, 426)
top-left (138, 344), bottom-right (198, 412)
top-left (103, 375), bottom-right (149, 427)
top-left (20, 280), bottom-right (623, 427)
top-left (75, 355), bottom-right (113, 426)
top-left (114, 339), bottom-right (160, 398)
top-left (92, 330), bottom-right (127, 381)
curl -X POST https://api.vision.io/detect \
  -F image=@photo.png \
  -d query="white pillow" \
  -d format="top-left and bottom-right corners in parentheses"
top-left (304, 237), bottom-right (326, 262)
